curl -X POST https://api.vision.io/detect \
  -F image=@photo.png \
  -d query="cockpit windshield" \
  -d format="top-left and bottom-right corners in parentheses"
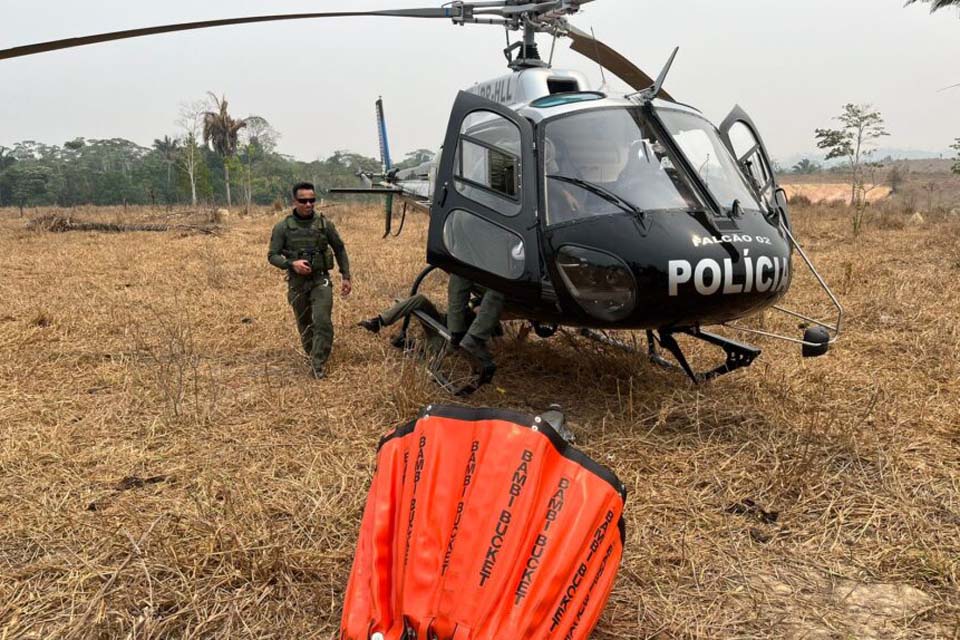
top-left (657, 108), bottom-right (764, 213)
top-left (542, 108), bottom-right (702, 226)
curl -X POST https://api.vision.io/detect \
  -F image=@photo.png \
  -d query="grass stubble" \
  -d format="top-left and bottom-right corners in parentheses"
top-left (0, 202), bottom-right (957, 639)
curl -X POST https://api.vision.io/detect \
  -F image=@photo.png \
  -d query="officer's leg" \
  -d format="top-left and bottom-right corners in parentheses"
top-left (446, 275), bottom-right (473, 339)
top-left (459, 289), bottom-right (504, 382)
top-left (467, 289), bottom-right (505, 341)
top-left (381, 293), bottom-right (431, 327)
top-left (288, 286), bottom-right (313, 355)
top-left (310, 280), bottom-right (335, 372)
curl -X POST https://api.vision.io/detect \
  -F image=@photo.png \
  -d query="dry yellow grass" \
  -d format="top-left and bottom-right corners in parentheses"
top-left (1, 203), bottom-right (958, 639)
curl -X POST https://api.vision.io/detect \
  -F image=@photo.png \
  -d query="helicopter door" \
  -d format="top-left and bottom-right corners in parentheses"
top-left (428, 91), bottom-right (540, 301)
top-left (719, 106), bottom-right (780, 212)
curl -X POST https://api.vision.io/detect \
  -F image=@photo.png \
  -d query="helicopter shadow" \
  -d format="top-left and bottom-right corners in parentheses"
top-left (475, 323), bottom-right (789, 444)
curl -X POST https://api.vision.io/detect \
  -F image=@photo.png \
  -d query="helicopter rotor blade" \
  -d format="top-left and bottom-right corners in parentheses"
top-left (565, 24), bottom-right (674, 101)
top-left (0, 8), bottom-right (462, 61)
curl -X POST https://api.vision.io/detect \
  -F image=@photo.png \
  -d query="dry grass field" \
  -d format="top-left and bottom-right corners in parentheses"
top-left (1, 200), bottom-right (958, 639)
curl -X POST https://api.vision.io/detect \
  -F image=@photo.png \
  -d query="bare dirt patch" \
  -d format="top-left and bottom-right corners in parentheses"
top-left (754, 569), bottom-right (950, 639)
top-left (783, 182), bottom-right (893, 204)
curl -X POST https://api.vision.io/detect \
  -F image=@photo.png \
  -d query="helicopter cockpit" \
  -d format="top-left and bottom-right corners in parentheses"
top-left (538, 101), bottom-right (775, 228)
top-left (541, 106), bottom-right (704, 227)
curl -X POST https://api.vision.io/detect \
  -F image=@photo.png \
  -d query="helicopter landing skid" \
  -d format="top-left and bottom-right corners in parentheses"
top-left (400, 309), bottom-right (494, 397)
top-left (648, 328), bottom-right (760, 383)
top-left (578, 327), bottom-right (760, 383)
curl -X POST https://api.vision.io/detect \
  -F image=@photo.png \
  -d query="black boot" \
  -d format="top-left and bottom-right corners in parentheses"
top-left (459, 334), bottom-right (496, 383)
top-left (390, 331), bottom-right (410, 350)
top-left (358, 316), bottom-right (382, 334)
top-left (450, 331), bottom-right (466, 347)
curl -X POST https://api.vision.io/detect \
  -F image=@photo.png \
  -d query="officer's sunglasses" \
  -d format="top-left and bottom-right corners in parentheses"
top-left (296, 197), bottom-right (317, 204)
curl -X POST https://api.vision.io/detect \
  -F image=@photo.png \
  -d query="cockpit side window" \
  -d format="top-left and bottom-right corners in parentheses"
top-left (454, 110), bottom-right (522, 217)
top-left (658, 109), bottom-right (764, 214)
top-left (442, 209), bottom-right (525, 279)
top-left (727, 121), bottom-right (774, 207)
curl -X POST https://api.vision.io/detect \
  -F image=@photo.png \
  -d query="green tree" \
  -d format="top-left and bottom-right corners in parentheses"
top-left (202, 93), bottom-right (250, 207)
top-left (0, 146), bottom-right (17, 206)
top-left (951, 138), bottom-right (960, 175)
top-left (237, 116), bottom-right (279, 207)
top-left (153, 136), bottom-right (181, 194)
top-left (905, 0), bottom-right (960, 11)
top-left (3, 162), bottom-right (51, 214)
top-left (395, 148), bottom-right (436, 171)
top-left (815, 104), bottom-right (889, 235)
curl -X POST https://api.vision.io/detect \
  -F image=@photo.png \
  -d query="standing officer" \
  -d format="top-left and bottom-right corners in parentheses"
top-left (268, 182), bottom-right (352, 378)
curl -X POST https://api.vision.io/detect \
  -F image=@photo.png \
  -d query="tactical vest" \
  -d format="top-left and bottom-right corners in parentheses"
top-left (283, 214), bottom-right (335, 278)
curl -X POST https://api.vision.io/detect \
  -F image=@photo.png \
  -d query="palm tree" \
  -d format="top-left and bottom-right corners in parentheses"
top-left (792, 158), bottom-right (821, 175)
top-left (905, 0), bottom-right (960, 11)
top-left (202, 93), bottom-right (247, 207)
top-left (153, 136), bottom-right (180, 190)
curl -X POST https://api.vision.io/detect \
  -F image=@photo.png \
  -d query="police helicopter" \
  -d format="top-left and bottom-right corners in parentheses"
top-left (1, 0), bottom-right (843, 394)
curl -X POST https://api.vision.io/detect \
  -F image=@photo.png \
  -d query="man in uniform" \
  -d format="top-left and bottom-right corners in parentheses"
top-left (268, 182), bottom-right (352, 378)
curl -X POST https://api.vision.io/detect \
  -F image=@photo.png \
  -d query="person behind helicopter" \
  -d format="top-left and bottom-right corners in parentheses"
top-left (359, 292), bottom-right (487, 352)
top-left (543, 137), bottom-right (584, 226)
top-left (613, 137), bottom-right (692, 208)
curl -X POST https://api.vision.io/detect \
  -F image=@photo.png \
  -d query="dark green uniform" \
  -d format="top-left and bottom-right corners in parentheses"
top-left (447, 274), bottom-right (504, 341)
top-left (378, 294), bottom-right (441, 327)
top-left (268, 211), bottom-right (350, 373)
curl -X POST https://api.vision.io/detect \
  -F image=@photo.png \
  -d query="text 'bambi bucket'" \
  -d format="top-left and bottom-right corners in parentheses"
top-left (340, 405), bottom-right (627, 640)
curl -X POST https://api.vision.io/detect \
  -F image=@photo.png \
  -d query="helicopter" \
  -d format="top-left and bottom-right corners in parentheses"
top-left (1, 0), bottom-right (843, 393)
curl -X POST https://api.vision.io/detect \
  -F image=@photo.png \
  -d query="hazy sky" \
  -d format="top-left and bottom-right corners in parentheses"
top-left (1, 0), bottom-right (958, 164)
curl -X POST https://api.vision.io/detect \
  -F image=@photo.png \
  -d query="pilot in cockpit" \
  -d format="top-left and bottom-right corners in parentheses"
top-left (543, 138), bottom-right (583, 226)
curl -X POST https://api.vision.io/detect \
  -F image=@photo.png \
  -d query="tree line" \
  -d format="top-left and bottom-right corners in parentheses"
top-left (0, 93), bottom-right (433, 210)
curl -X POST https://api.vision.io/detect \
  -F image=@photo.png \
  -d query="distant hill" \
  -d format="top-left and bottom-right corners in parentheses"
top-left (779, 158), bottom-right (957, 183)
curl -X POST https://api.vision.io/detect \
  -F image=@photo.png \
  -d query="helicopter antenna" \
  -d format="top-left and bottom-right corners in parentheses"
top-left (632, 46), bottom-right (679, 102)
top-left (548, 30), bottom-right (558, 66)
top-left (590, 27), bottom-right (607, 90)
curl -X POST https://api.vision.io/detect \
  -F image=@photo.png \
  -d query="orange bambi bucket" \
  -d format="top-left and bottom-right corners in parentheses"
top-left (340, 405), bottom-right (627, 640)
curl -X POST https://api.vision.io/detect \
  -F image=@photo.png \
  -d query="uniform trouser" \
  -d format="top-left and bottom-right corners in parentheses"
top-left (288, 279), bottom-right (334, 371)
top-left (447, 274), bottom-right (504, 341)
top-left (379, 294), bottom-right (441, 327)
